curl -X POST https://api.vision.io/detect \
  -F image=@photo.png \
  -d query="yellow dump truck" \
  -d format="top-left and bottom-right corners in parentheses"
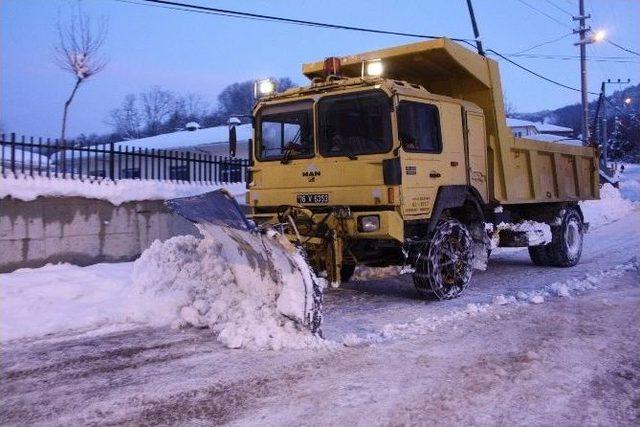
top-left (240, 38), bottom-right (598, 299)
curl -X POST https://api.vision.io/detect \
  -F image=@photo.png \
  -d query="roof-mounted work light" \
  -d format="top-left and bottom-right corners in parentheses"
top-left (254, 78), bottom-right (276, 98)
top-left (362, 59), bottom-right (383, 78)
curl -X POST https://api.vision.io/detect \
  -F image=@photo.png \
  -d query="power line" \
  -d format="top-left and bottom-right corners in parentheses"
top-left (114, 0), bottom-right (618, 96)
top-left (487, 49), bottom-right (599, 94)
top-left (542, 0), bottom-right (574, 17)
top-left (123, 0), bottom-right (476, 45)
top-left (512, 0), bottom-right (572, 29)
top-left (607, 40), bottom-right (640, 57)
top-left (512, 32), bottom-right (573, 55)
top-left (507, 53), bottom-right (640, 64)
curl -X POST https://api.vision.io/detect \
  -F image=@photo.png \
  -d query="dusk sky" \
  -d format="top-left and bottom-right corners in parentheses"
top-left (1, 0), bottom-right (639, 138)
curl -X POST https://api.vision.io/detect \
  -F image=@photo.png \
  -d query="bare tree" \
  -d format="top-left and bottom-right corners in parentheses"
top-left (107, 94), bottom-right (142, 139)
top-left (141, 87), bottom-right (175, 135)
top-left (179, 93), bottom-right (209, 120)
top-left (54, 9), bottom-right (107, 145)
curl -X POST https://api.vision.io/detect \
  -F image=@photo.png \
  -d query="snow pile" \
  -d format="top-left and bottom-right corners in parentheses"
top-left (0, 174), bottom-right (246, 205)
top-left (580, 183), bottom-right (637, 228)
top-left (129, 228), bottom-right (326, 350)
top-left (496, 220), bottom-right (552, 246)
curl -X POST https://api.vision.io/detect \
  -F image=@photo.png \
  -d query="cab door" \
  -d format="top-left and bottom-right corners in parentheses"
top-left (463, 109), bottom-right (488, 202)
top-left (397, 99), bottom-right (466, 219)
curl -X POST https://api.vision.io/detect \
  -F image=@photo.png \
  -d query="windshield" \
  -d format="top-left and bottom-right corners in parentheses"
top-left (318, 91), bottom-right (392, 157)
top-left (257, 100), bottom-right (314, 161)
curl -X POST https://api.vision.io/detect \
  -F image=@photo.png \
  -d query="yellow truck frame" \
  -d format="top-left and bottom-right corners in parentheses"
top-left (244, 38), bottom-right (598, 299)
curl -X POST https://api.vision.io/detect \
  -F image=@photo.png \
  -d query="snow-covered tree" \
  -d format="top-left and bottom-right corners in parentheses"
top-left (53, 8), bottom-right (107, 146)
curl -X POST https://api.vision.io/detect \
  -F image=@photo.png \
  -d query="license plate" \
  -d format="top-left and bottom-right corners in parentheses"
top-left (296, 193), bottom-right (329, 204)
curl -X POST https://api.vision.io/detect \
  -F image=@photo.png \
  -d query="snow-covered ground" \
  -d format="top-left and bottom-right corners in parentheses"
top-left (1, 168), bottom-right (638, 345)
top-left (1, 165), bottom-right (639, 425)
top-left (1, 213), bottom-right (638, 424)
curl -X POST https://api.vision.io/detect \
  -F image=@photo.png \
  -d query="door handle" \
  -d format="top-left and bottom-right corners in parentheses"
top-left (429, 171), bottom-right (441, 178)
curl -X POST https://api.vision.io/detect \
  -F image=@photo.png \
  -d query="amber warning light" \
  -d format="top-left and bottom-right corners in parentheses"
top-left (323, 57), bottom-right (341, 78)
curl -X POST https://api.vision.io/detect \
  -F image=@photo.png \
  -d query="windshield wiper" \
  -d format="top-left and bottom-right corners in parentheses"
top-left (281, 145), bottom-right (294, 164)
top-left (342, 141), bottom-right (358, 160)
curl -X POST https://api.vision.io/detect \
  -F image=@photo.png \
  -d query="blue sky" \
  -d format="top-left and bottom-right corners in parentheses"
top-left (1, 0), bottom-right (639, 137)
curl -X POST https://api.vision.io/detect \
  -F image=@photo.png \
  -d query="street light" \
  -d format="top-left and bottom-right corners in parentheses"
top-left (624, 97), bottom-right (632, 105)
top-left (591, 29), bottom-right (606, 43)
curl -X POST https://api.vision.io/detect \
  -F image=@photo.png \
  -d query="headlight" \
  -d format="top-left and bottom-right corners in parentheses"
top-left (254, 78), bottom-right (276, 98)
top-left (358, 215), bottom-right (380, 232)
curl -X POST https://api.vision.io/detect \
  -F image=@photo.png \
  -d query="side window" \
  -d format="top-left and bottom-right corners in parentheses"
top-left (397, 101), bottom-right (442, 153)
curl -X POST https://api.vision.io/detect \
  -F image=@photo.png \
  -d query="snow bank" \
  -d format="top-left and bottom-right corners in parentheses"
top-left (130, 228), bottom-right (327, 350)
top-left (0, 262), bottom-right (135, 342)
top-left (580, 183), bottom-right (637, 228)
top-left (0, 174), bottom-right (246, 205)
top-left (1, 228), bottom-right (327, 350)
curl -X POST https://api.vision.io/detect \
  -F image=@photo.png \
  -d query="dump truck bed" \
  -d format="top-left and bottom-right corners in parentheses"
top-left (303, 39), bottom-right (599, 204)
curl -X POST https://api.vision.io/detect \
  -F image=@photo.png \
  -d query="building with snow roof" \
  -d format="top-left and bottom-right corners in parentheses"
top-left (51, 123), bottom-right (251, 182)
top-left (506, 118), bottom-right (574, 138)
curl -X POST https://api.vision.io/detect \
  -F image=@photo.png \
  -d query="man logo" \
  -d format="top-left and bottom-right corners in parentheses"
top-left (303, 165), bottom-right (320, 182)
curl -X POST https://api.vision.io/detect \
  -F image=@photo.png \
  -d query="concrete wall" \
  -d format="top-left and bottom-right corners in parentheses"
top-left (0, 196), bottom-right (199, 273)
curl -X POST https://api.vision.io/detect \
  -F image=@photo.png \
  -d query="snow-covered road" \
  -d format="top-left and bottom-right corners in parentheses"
top-left (1, 209), bottom-right (639, 425)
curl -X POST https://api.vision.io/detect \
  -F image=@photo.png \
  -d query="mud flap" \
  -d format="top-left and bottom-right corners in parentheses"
top-left (165, 190), bottom-right (323, 335)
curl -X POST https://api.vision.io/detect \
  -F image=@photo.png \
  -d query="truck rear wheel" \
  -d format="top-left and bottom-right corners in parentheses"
top-left (526, 207), bottom-right (584, 267)
top-left (547, 207), bottom-right (584, 267)
top-left (528, 245), bottom-right (551, 266)
top-left (340, 264), bottom-right (356, 283)
top-left (413, 219), bottom-right (473, 300)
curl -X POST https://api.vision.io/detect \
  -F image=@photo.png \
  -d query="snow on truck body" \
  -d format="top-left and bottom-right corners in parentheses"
top-left (240, 38), bottom-right (598, 298)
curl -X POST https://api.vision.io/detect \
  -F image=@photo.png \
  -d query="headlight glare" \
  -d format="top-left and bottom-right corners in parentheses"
top-left (358, 215), bottom-right (380, 232)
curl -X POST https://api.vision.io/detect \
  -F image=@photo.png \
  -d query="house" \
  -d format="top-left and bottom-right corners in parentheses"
top-left (506, 118), bottom-right (574, 139)
top-left (532, 122), bottom-right (574, 137)
top-left (52, 123), bottom-right (252, 182)
top-left (506, 118), bottom-right (539, 138)
top-left (112, 123), bottom-right (253, 159)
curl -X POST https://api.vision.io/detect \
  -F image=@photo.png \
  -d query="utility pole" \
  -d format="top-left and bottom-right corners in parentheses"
top-left (465, 0), bottom-right (485, 56)
top-left (599, 78), bottom-right (631, 170)
top-left (573, 0), bottom-right (591, 146)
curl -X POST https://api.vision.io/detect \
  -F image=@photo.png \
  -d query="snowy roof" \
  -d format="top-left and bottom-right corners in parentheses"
top-left (115, 124), bottom-right (253, 150)
top-left (2, 145), bottom-right (50, 164)
top-left (506, 118), bottom-right (573, 133)
top-left (527, 133), bottom-right (582, 146)
top-left (534, 122), bottom-right (573, 133)
top-left (506, 118), bottom-right (537, 128)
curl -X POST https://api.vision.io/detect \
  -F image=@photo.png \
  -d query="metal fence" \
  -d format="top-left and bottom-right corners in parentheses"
top-left (1, 133), bottom-right (249, 184)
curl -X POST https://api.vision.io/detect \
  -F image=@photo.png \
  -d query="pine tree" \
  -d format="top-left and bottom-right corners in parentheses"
top-left (608, 116), bottom-right (632, 161)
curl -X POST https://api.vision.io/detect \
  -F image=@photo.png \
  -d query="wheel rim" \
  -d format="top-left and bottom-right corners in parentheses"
top-left (565, 217), bottom-right (582, 258)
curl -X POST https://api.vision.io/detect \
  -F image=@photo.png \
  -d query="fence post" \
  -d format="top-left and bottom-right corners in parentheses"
top-left (185, 151), bottom-right (191, 182)
top-left (10, 133), bottom-right (16, 174)
top-left (109, 142), bottom-right (115, 180)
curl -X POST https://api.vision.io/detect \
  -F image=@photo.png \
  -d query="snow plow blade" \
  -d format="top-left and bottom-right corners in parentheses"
top-left (165, 189), bottom-right (323, 335)
top-left (165, 189), bottom-right (253, 231)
